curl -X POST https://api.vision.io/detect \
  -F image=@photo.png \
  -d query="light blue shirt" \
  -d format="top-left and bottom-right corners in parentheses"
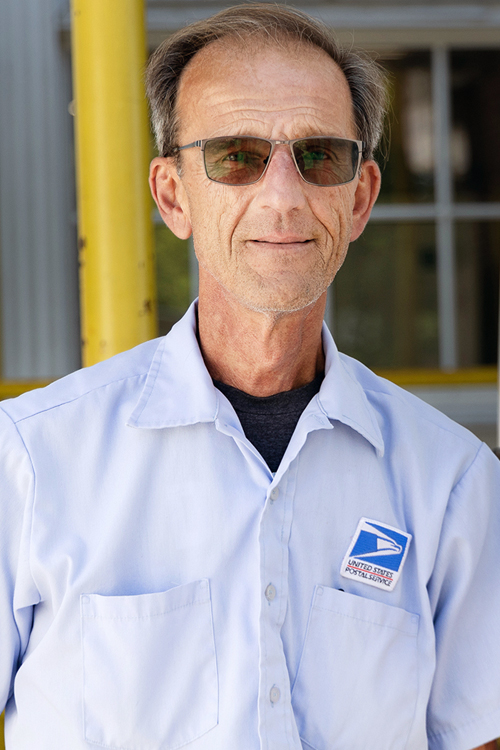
top-left (1, 302), bottom-right (500, 750)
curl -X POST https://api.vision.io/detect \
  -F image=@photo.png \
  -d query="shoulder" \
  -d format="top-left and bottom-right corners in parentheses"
top-left (337, 353), bottom-right (495, 491)
top-left (340, 351), bottom-right (481, 446)
top-left (0, 337), bottom-right (162, 427)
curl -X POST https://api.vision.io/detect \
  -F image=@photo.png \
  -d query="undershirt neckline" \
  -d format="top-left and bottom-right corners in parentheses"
top-left (214, 372), bottom-right (324, 472)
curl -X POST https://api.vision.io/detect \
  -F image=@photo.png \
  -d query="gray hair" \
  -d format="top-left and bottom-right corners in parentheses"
top-left (145, 3), bottom-right (387, 161)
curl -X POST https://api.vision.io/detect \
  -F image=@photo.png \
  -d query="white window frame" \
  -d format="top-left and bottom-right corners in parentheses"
top-left (367, 45), bottom-right (500, 370)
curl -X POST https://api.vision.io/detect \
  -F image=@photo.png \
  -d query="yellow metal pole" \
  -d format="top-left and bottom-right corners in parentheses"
top-left (71, 0), bottom-right (157, 366)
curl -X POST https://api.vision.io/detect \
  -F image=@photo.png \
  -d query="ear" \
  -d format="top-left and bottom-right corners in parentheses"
top-left (149, 157), bottom-right (192, 240)
top-left (350, 160), bottom-right (381, 242)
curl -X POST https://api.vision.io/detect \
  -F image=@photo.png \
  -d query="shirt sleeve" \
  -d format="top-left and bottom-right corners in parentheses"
top-left (0, 407), bottom-right (38, 712)
top-left (427, 442), bottom-right (500, 750)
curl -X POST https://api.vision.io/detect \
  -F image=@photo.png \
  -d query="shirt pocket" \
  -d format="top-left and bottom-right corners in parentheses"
top-left (81, 579), bottom-right (218, 750)
top-left (291, 585), bottom-right (419, 750)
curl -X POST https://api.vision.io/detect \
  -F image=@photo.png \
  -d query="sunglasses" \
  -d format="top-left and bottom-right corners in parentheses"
top-left (174, 135), bottom-right (365, 187)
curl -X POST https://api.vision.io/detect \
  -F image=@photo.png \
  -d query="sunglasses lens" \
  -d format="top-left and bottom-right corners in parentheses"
top-left (204, 137), bottom-right (271, 185)
top-left (202, 136), bottom-right (360, 186)
top-left (292, 138), bottom-right (359, 186)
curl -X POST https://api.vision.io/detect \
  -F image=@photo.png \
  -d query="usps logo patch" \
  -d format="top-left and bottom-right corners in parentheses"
top-left (340, 517), bottom-right (412, 592)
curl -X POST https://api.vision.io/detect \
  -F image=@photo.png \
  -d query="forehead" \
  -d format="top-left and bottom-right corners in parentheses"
top-left (176, 38), bottom-right (355, 141)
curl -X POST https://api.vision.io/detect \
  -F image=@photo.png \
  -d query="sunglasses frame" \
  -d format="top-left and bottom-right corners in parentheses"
top-left (174, 135), bottom-right (365, 187)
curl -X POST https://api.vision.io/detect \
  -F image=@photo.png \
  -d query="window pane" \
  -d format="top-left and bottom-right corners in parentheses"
top-left (332, 223), bottom-right (438, 368)
top-left (377, 51), bottom-right (434, 204)
top-left (452, 50), bottom-right (500, 202)
top-left (456, 221), bottom-right (500, 366)
top-left (155, 225), bottom-right (190, 336)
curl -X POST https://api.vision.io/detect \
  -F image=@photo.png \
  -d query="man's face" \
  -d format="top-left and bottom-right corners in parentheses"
top-left (152, 40), bottom-right (380, 314)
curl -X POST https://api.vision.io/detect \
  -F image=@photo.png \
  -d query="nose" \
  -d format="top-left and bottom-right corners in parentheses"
top-left (254, 144), bottom-right (307, 212)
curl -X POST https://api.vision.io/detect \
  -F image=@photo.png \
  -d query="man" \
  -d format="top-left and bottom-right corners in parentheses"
top-left (1, 4), bottom-right (499, 749)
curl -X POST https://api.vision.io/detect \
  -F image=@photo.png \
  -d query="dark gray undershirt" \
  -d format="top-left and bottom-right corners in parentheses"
top-left (214, 373), bottom-right (324, 473)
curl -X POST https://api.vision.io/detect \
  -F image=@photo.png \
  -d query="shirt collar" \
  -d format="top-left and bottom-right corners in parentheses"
top-left (127, 301), bottom-right (218, 429)
top-left (128, 301), bottom-right (384, 456)
top-left (317, 324), bottom-right (384, 456)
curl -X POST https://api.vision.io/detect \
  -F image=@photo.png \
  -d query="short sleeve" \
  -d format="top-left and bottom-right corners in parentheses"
top-left (0, 407), bottom-right (38, 711)
top-left (427, 442), bottom-right (500, 750)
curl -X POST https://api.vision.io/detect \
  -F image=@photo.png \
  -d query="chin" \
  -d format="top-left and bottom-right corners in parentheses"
top-left (236, 286), bottom-right (326, 315)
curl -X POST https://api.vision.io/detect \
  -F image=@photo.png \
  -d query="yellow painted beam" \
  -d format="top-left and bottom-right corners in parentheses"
top-left (0, 381), bottom-right (53, 400)
top-left (0, 369), bottom-right (494, 405)
top-left (71, 0), bottom-right (157, 366)
top-left (0, 370), bottom-right (495, 404)
top-left (0, 711), bottom-right (4, 750)
top-left (375, 366), bottom-right (497, 387)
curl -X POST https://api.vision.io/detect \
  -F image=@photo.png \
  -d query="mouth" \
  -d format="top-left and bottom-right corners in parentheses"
top-left (253, 235), bottom-right (312, 244)
top-left (249, 236), bottom-right (314, 251)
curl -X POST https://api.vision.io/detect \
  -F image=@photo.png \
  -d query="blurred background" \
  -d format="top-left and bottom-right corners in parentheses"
top-left (0, 1), bottom-right (500, 744)
top-left (0, 0), bottom-right (499, 446)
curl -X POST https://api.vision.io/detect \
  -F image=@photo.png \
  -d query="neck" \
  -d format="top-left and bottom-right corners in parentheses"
top-left (197, 272), bottom-right (326, 397)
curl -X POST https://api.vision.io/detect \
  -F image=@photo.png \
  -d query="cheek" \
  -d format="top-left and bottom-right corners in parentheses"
top-left (187, 189), bottom-right (244, 267)
top-left (338, 206), bottom-right (354, 246)
top-left (195, 190), bottom-right (249, 242)
top-left (186, 185), bottom-right (221, 240)
top-left (322, 191), bottom-right (354, 249)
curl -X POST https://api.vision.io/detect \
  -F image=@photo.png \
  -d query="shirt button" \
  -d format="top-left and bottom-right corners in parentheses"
top-left (265, 584), bottom-right (276, 602)
top-left (270, 487), bottom-right (280, 501)
top-left (270, 685), bottom-right (281, 703)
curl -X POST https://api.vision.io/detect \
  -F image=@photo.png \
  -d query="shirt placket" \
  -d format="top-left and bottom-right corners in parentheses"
top-left (257, 462), bottom-right (302, 750)
top-left (215, 402), bottom-right (333, 749)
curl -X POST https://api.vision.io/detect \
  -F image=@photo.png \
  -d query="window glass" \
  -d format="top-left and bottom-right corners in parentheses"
top-left (332, 222), bottom-right (438, 369)
top-left (451, 50), bottom-right (500, 202)
top-left (456, 221), bottom-right (500, 366)
top-left (377, 51), bottom-right (434, 204)
top-left (155, 224), bottom-right (190, 336)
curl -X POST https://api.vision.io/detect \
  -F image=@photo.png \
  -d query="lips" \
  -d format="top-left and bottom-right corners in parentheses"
top-left (253, 235), bottom-right (311, 244)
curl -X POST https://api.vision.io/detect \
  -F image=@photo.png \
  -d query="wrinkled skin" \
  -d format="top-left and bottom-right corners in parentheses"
top-left (150, 40), bottom-right (381, 394)
top-left (151, 40), bottom-right (378, 315)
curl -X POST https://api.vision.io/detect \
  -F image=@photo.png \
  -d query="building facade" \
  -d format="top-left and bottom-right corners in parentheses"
top-left (0, 0), bottom-right (499, 441)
